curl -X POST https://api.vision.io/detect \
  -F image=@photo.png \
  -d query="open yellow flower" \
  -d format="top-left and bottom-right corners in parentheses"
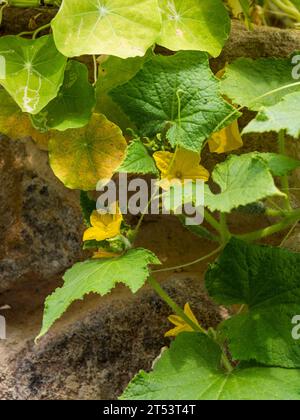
top-left (153, 148), bottom-right (209, 187)
top-left (208, 120), bottom-right (243, 154)
top-left (83, 204), bottom-right (123, 242)
top-left (165, 303), bottom-right (201, 337)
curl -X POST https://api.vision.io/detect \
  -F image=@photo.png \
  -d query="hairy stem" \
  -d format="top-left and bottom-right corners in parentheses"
top-left (204, 210), bottom-right (222, 234)
top-left (219, 213), bottom-right (231, 244)
top-left (237, 208), bottom-right (300, 242)
top-left (278, 130), bottom-right (292, 211)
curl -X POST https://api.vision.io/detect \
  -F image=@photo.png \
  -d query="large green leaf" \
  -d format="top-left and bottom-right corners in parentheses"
top-left (95, 54), bottom-right (151, 131)
top-left (31, 61), bottom-right (95, 132)
top-left (111, 51), bottom-right (238, 152)
top-left (0, 35), bottom-right (67, 114)
top-left (221, 57), bottom-right (300, 111)
top-left (243, 92), bottom-right (300, 139)
top-left (37, 248), bottom-right (161, 340)
top-left (117, 139), bottom-right (158, 175)
top-left (51, 0), bottom-right (161, 58)
top-left (157, 0), bottom-right (230, 57)
top-left (256, 152), bottom-right (300, 176)
top-left (206, 238), bottom-right (300, 368)
top-left (49, 113), bottom-right (127, 191)
top-left (122, 333), bottom-right (300, 400)
top-left (204, 153), bottom-right (284, 213)
top-left (291, 0), bottom-right (300, 9)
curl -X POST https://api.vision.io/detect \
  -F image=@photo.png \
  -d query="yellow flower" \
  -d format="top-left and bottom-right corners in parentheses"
top-left (165, 303), bottom-right (201, 337)
top-left (92, 249), bottom-right (121, 259)
top-left (208, 120), bottom-right (243, 154)
top-left (83, 204), bottom-right (123, 242)
top-left (153, 148), bottom-right (209, 187)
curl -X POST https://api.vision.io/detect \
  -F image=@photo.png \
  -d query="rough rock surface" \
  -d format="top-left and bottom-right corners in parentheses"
top-left (0, 276), bottom-right (223, 400)
top-left (0, 136), bottom-right (86, 292)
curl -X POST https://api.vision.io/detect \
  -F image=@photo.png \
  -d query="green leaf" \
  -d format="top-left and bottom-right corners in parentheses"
top-left (221, 57), bottom-right (300, 111)
top-left (80, 191), bottom-right (96, 227)
top-left (122, 333), bottom-right (300, 400)
top-left (31, 61), bottom-right (95, 132)
top-left (206, 238), bottom-right (300, 368)
top-left (177, 215), bottom-right (219, 242)
top-left (204, 153), bottom-right (284, 213)
top-left (117, 139), bottom-right (158, 175)
top-left (256, 152), bottom-right (300, 176)
top-left (0, 35), bottom-right (67, 114)
top-left (157, 0), bottom-right (230, 57)
top-left (243, 92), bottom-right (300, 138)
top-left (95, 54), bottom-right (152, 131)
top-left (49, 113), bottom-right (127, 191)
top-left (37, 248), bottom-right (161, 340)
top-left (111, 51), bottom-right (238, 152)
top-left (51, 0), bottom-right (161, 59)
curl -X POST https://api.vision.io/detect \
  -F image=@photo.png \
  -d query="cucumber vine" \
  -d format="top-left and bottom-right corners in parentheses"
top-left (1, 0), bottom-right (300, 401)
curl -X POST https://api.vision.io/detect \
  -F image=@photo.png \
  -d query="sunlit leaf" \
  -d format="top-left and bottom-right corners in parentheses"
top-left (204, 153), bottom-right (285, 213)
top-left (0, 35), bottom-right (67, 114)
top-left (37, 248), bottom-right (161, 339)
top-left (221, 56), bottom-right (300, 111)
top-left (243, 92), bottom-right (300, 139)
top-left (51, 0), bottom-right (161, 58)
top-left (157, 0), bottom-right (230, 57)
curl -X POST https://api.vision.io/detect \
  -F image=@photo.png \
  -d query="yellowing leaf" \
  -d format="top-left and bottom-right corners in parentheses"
top-left (154, 148), bottom-right (209, 185)
top-left (209, 120), bottom-right (243, 154)
top-left (49, 113), bottom-right (126, 191)
top-left (0, 89), bottom-right (50, 150)
top-left (165, 303), bottom-right (201, 337)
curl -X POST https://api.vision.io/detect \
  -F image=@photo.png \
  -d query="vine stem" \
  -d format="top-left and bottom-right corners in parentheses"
top-left (148, 276), bottom-right (207, 335)
top-left (278, 130), bottom-right (292, 211)
top-left (133, 190), bottom-right (160, 242)
top-left (92, 55), bottom-right (98, 86)
top-left (32, 22), bottom-right (51, 39)
top-left (204, 210), bottom-right (222, 234)
top-left (237, 209), bottom-right (300, 242)
top-left (0, 1), bottom-right (8, 27)
top-left (152, 245), bottom-right (223, 273)
top-left (219, 213), bottom-right (231, 244)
